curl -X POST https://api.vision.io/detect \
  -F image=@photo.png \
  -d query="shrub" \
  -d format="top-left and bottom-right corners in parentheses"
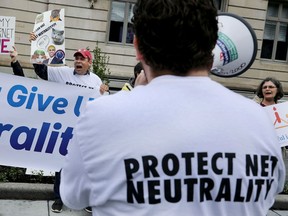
top-left (89, 42), bottom-right (111, 85)
top-left (282, 181), bottom-right (288, 194)
top-left (0, 166), bottom-right (54, 184)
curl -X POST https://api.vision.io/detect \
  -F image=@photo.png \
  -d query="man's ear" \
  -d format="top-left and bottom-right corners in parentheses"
top-left (133, 36), bottom-right (143, 61)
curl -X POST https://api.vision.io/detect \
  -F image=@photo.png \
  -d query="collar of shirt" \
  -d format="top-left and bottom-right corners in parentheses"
top-left (73, 70), bottom-right (90, 75)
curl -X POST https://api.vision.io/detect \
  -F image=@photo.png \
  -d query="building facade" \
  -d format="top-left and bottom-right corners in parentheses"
top-left (0, 0), bottom-right (287, 95)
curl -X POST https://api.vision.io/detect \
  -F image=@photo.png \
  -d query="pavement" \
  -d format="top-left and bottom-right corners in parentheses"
top-left (0, 183), bottom-right (90, 216)
top-left (0, 152), bottom-right (288, 216)
top-left (0, 200), bottom-right (90, 216)
top-left (0, 182), bottom-right (287, 216)
top-left (0, 198), bottom-right (287, 216)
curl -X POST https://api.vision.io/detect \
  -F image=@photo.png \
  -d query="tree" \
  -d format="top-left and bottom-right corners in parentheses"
top-left (89, 42), bottom-right (111, 85)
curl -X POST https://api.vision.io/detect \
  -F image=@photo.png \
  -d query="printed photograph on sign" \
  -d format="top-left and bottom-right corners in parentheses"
top-left (30, 9), bottom-right (65, 65)
top-left (0, 16), bottom-right (15, 54)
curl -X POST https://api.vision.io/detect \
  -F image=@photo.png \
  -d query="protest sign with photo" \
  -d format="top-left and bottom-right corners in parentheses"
top-left (0, 72), bottom-right (99, 171)
top-left (30, 9), bottom-right (65, 65)
top-left (0, 16), bottom-right (15, 54)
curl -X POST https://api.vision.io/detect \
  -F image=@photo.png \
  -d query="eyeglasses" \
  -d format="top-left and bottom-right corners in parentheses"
top-left (262, 85), bottom-right (276, 89)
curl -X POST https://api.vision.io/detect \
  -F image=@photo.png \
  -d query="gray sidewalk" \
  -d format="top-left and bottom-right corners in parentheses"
top-left (0, 183), bottom-right (89, 216)
top-left (0, 182), bottom-right (288, 216)
top-left (0, 200), bottom-right (89, 216)
top-left (0, 199), bottom-right (287, 216)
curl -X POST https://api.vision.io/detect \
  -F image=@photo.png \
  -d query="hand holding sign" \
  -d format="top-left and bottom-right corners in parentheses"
top-left (9, 46), bottom-right (18, 63)
top-left (29, 32), bottom-right (37, 42)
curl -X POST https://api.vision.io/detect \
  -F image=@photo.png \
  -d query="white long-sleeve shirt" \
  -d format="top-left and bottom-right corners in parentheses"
top-left (60, 76), bottom-right (285, 216)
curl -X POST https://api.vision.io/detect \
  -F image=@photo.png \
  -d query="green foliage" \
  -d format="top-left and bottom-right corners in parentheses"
top-left (0, 166), bottom-right (25, 182)
top-left (30, 170), bottom-right (44, 182)
top-left (0, 166), bottom-right (54, 184)
top-left (283, 181), bottom-right (288, 194)
top-left (89, 42), bottom-right (111, 85)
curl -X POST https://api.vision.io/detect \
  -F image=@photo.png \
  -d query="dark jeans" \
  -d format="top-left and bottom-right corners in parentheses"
top-left (54, 171), bottom-right (62, 200)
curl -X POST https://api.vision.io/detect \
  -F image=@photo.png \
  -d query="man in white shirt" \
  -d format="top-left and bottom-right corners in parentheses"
top-left (30, 32), bottom-right (109, 213)
top-left (60, 0), bottom-right (285, 215)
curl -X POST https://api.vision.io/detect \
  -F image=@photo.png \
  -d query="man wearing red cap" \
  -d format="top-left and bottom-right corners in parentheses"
top-left (31, 32), bottom-right (108, 96)
top-left (30, 32), bottom-right (108, 214)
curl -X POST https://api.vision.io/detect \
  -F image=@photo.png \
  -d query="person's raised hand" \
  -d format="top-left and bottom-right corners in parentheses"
top-left (99, 83), bottom-right (109, 95)
top-left (10, 46), bottom-right (18, 63)
top-left (29, 32), bottom-right (37, 42)
top-left (135, 70), bottom-right (148, 86)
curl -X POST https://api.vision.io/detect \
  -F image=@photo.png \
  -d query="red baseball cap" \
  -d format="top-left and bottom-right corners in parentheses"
top-left (74, 48), bottom-right (92, 61)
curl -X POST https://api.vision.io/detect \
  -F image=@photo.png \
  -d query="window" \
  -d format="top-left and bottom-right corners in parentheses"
top-left (214, 0), bottom-right (227, 11)
top-left (108, 0), bottom-right (136, 45)
top-left (108, 0), bottom-right (226, 45)
top-left (261, 2), bottom-right (288, 61)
